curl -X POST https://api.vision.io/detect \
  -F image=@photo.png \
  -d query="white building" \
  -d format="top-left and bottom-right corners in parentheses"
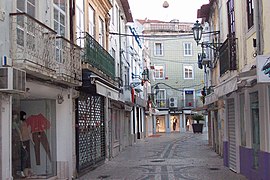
top-left (0, 0), bottom-right (81, 179)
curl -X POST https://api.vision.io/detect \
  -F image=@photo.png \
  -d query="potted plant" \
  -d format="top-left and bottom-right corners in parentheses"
top-left (191, 114), bottom-right (205, 133)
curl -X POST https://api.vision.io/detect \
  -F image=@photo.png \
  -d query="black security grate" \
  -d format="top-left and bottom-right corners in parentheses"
top-left (76, 92), bottom-right (105, 172)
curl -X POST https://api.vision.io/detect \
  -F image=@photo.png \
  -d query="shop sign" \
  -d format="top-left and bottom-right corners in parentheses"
top-left (256, 55), bottom-right (270, 83)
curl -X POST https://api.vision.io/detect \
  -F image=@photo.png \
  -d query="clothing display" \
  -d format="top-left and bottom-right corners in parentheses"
top-left (26, 113), bottom-right (51, 133)
top-left (26, 113), bottom-right (52, 165)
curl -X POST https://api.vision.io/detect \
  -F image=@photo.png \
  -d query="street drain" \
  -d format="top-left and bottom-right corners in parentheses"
top-left (150, 159), bottom-right (165, 162)
top-left (209, 167), bottom-right (220, 171)
top-left (98, 175), bottom-right (110, 179)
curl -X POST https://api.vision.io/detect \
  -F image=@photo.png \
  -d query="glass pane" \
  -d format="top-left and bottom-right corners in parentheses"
top-left (54, 8), bottom-right (58, 21)
top-left (28, 0), bottom-right (35, 5)
top-left (17, 0), bottom-right (25, 12)
top-left (60, 25), bottom-right (65, 36)
top-left (54, 21), bottom-right (58, 33)
top-left (60, 13), bottom-right (65, 25)
top-left (60, 0), bottom-right (65, 11)
top-left (27, 3), bottom-right (35, 17)
top-left (53, 0), bottom-right (58, 5)
top-left (17, 28), bottom-right (24, 46)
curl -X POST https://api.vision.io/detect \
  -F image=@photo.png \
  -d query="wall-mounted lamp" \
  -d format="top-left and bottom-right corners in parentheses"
top-left (192, 20), bottom-right (222, 51)
top-left (57, 94), bottom-right (64, 104)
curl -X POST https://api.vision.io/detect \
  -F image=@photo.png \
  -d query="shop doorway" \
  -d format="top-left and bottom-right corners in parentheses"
top-left (156, 116), bottom-right (165, 133)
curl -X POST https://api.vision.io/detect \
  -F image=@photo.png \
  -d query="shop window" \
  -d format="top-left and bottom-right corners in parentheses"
top-left (12, 100), bottom-right (56, 179)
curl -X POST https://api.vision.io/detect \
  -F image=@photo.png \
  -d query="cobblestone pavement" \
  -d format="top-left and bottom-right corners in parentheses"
top-left (78, 132), bottom-right (247, 180)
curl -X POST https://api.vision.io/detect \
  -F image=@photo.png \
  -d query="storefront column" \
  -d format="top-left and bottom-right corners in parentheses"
top-left (56, 89), bottom-right (73, 178)
top-left (1, 94), bottom-right (12, 179)
top-left (166, 115), bottom-right (170, 133)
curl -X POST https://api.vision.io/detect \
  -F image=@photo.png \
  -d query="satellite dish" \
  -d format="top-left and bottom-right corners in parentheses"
top-left (163, 1), bottom-right (169, 8)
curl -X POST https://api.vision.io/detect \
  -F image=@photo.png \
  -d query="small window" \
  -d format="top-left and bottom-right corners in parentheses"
top-left (99, 17), bottom-right (104, 47)
top-left (183, 65), bottom-right (194, 79)
top-left (246, 0), bottom-right (254, 29)
top-left (53, 0), bottom-right (66, 36)
top-left (154, 43), bottom-right (163, 56)
top-left (88, 5), bottom-right (95, 37)
top-left (154, 65), bottom-right (164, 79)
top-left (183, 43), bottom-right (192, 56)
top-left (76, 0), bottom-right (84, 47)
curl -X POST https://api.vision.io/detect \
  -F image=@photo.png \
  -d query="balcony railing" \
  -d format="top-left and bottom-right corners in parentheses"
top-left (56, 37), bottom-right (82, 85)
top-left (83, 32), bottom-right (115, 79)
top-left (10, 13), bottom-right (82, 86)
top-left (155, 98), bottom-right (203, 109)
top-left (219, 36), bottom-right (237, 76)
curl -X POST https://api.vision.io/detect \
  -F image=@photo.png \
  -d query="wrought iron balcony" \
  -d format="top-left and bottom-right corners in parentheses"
top-left (219, 36), bottom-right (237, 76)
top-left (10, 13), bottom-right (82, 86)
top-left (82, 32), bottom-right (115, 79)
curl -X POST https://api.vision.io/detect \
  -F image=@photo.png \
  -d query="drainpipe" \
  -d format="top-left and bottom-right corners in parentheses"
top-left (254, 0), bottom-right (263, 55)
top-left (119, 10), bottom-right (122, 84)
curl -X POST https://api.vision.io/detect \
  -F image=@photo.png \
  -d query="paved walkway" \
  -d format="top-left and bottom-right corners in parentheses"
top-left (79, 132), bottom-right (247, 180)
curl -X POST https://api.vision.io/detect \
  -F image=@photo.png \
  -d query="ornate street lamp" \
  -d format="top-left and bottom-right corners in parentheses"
top-left (192, 20), bottom-right (222, 51)
top-left (192, 20), bottom-right (203, 45)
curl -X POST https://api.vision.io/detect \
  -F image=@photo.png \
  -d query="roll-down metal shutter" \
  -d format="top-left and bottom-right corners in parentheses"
top-left (227, 98), bottom-right (236, 171)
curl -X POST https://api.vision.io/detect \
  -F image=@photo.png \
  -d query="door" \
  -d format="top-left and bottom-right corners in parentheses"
top-left (250, 92), bottom-right (260, 169)
top-left (227, 98), bottom-right (237, 172)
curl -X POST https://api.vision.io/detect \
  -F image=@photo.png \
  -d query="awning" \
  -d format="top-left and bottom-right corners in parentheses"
top-left (96, 80), bottom-right (119, 101)
top-left (214, 75), bottom-right (238, 98)
top-left (205, 92), bottom-right (218, 105)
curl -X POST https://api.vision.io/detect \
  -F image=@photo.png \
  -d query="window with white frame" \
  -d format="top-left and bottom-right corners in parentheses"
top-left (115, 5), bottom-right (119, 31)
top-left (88, 5), bottom-right (95, 37)
top-left (111, 2), bottom-right (115, 25)
top-left (154, 65), bottom-right (164, 79)
top-left (17, 0), bottom-right (35, 16)
top-left (183, 42), bottom-right (192, 56)
top-left (16, 0), bottom-right (36, 47)
top-left (53, 0), bottom-right (66, 36)
top-left (154, 42), bottom-right (163, 56)
top-left (76, 0), bottom-right (84, 47)
top-left (156, 89), bottom-right (166, 108)
top-left (183, 65), bottom-right (193, 79)
top-left (99, 17), bottom-right (104, 47)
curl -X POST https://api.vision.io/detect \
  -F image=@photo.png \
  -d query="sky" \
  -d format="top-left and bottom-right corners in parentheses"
top-left (128, 0), bottom-right (209, 23)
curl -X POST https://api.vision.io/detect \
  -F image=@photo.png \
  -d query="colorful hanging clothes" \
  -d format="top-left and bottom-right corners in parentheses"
top-left (26, 113), bottom-right (51, 133)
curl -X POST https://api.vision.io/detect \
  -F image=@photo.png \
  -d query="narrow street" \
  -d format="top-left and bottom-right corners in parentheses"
top-left (79, 132), bottom-right (246, 180)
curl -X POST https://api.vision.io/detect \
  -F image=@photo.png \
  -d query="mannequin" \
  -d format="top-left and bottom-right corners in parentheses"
top-left (19, 111), bottom-right (33, 177)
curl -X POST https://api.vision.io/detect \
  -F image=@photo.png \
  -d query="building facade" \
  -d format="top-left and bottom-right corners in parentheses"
top-left (0, 0), bottom-right (81, 179)
top-left (197, 0), bottom-right (270, 179)
top-left (138, 19), bottom-right (205, 134)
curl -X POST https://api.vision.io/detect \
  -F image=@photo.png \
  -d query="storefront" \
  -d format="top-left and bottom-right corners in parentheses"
top-left (11, 80), bottom-right (74, 179)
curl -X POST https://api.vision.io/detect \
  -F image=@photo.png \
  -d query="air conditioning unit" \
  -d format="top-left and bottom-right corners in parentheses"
top-left (0, 67), bottom-right (26, 93)
top-left (169, 97), bottom-right (178, 108)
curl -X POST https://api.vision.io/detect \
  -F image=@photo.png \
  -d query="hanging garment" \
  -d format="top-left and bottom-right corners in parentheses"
top-left (26, 114), bottom-right (51, 133)
top-left (32, 131), bottom-right (51, 165)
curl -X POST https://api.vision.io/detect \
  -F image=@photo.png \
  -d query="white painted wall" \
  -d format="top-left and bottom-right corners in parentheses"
top-left (1, 95), bottom-right (12, 179)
